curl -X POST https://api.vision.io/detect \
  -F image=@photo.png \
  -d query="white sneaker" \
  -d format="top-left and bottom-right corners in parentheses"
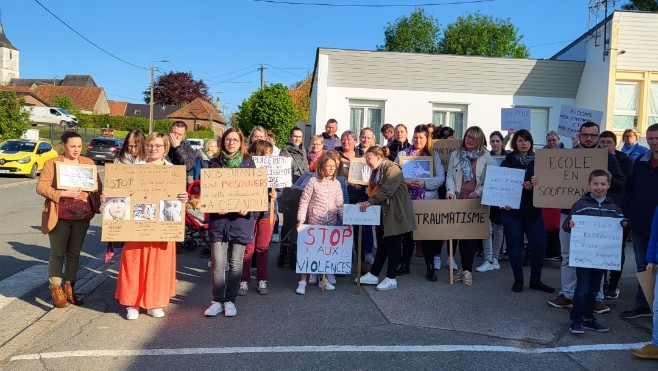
top-left (204, 301), bottom-right (223, 317)
top-left (433, 256), bottom-right (441, 270)
top-left (238, 281), bottom-right (248, 296)
top-left (126, 306), bottom-right (139, 320)
top-left (445, 257), bottom-right (458, 270)
top-left (147, 308), bottom-right (165, 318)
top-left (224, 302), bottom-right (237, 317)
top-left (492, 258), bottom-right (500, 270)
top-left (365, 253), bottom-right (375, 265)
top-left (376, 277), bottom-right (398, 291)
top-left (463, 270), bottom-right (473, 285)
top-left (207, 259), bottom-right (211, 268)
top-left (327, 274), bottom-right (336, 285)
top-left (271, 233), bottom-right (280, 243)
top-left (296, 281), bottom-right (307, 295)
top-left (320, 280), bottom-right (335, 291)
top-left (308, 274), bottom-right (318, 284)
top-left (258, 280), bottom-right (268, 295)
top-left (356, 272), bottom-right (379, 285)
top-left (475, 261), bottom-right (494, 272)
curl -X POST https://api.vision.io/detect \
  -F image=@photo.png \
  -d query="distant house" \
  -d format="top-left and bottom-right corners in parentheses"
top-left (124, 103), bottom-right (179, 120)
top-left (107, 100), bottom-right (128, 116)
top-left (33, 85), bottom-right (110, 114)
top-left (167, 98), bottom-right (227, 137)
top-left (0, 85), bottom-right (48, 106)
top-left (10, 74), bottom-right (97, 89)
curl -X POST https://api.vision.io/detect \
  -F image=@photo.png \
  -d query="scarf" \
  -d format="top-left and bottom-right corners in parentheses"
top-left (621, 143), bottom-right (638, 155)
top-left (220, 150), bottom-right (243, 168)
top-left (513, 153), bottom-right (535, 167)
top-left (458, 148), bottom-right (481, 182)
top-left (307, 150), bottom-right (324, 172)
top-left (406, 146), bottom-right (426, 200)
top-left (368, 161), bottom-right (386, 198)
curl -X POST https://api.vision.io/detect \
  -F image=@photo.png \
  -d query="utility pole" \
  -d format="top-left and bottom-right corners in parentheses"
top-left (259, 64), bottom-right (265, 89)
top-left (149, 60), bottom-right (169, 134)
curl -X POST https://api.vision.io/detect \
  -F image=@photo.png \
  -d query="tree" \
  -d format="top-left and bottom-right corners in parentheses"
top-left (143, 71), bottom-right (210, 106)
top-left (52, 94), bottom-right (76, 111)
top-left (0, 93), bottom-right (31, 140)
top-left (236, 83), bottom-right (296, 145)
top-left (622, 0), bottom-right (658, 11)
top-left (290, 76), bottom-right (312, 124)
top-left (438, 12), bottom-right (530, 58)
top-left (377, 8), bottom-right (441, 53)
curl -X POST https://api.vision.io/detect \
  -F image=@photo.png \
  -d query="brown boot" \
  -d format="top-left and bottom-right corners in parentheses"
top-left (64, 281), bottom-right (83, 305)
top-left (360, 262), bottom-right (370, 275)
top-left (51, 286), bottom-right (69, 308)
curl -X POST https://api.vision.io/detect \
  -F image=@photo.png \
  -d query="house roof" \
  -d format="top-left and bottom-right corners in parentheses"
top-left (0, 85), bottom-right (49, 105)
top-left (168, 98), bottom-right (227, 124)
top-left (108, 100), bottom-right (128, 116)
top-left (125, 103), bottom-right (180, 120)
top-left (33, 86), bottom-right (105, 111)
top-left (11, 74), bottom-right (97, 88)
top-left (0, 18), bottom-right (17, 51)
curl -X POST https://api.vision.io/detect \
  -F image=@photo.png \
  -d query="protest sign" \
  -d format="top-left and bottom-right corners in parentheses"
top-left (56, 162), bottom-right (98, 191)
top-left (343, 204), bottom-right (381, 225)
top-left (400, 156), bottom-right (433, 180)
top-left (200, 167), bottom-right (268, 213)
top-left (491, 156), bottom-right (506, 166)
top-left (433, 139), bottom-right (461, 170)
top-left (252, 156), bottom-right (292, 188)
top-left (569, 215), bottom-right (623, 270)
top-left (296, 225), bottom-right (353, 274)
top-left (637, 270), bottom-right (656, 311)
top-left (558, 105), bottom-right (604, 138)
top-left (348, 157), bottom-right (371, 186)
top-left (412, 199), bottom-right (489, 240)
top-left (501, 108), bottom-right (531, 131)
top-left (101, 164), bottom-right (186, 242)
top-left (533, 148), bottom-right (607, 209)
top-left (481, 166), bottom-right (525, 209)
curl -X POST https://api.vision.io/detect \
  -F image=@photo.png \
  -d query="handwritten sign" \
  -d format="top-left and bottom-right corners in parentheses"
top-left (343, 204), bottom-right (381, 225)
top-left (56, 162), bottom-right (98, 192)
top-left (501, 108), bottom-right (531, 131)
top-left (296, 225), bottom-right (353, 274)
top-left (569, 215), bottom-right (623, 270)
top-left (412, 199), bottom-right (489, 240)
top-left (400, 156), bottom-right (433, 180)
top-left (491, 155), bottom-right (506, 166)
top-left (433, 139), bottom-right (461, 170)
top-left (101, 164), bottom-right (186, 242)
top-left (200, 168), bottom-right (268, 212)
top-left (558, 105), bottom-right (604, 138)
top-left (348, 158), bottom-right (371, 186)
top-left (253, 156), bottom-right (292, 188)
top-left (533, 148), bottom-right (607, 209)
top-left (481, 166), bottom-right (525, 209)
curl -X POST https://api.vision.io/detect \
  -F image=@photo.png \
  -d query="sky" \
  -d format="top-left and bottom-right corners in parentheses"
top-left (2, 0), bottom-right (627, 120)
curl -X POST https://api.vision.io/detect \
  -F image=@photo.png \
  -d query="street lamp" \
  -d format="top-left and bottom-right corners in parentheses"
top-left (149, 60), bottom-right (170, 134)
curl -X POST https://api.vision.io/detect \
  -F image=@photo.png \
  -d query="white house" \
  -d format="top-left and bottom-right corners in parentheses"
top-left (309, 10), bottom-right (658, 146)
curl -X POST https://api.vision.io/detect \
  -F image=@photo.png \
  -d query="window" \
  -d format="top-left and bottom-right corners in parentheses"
top-left (613, 82), bottom-right (639, 130)
top-left (529, 108), bottom-right (549, 148)
top-left (349, 100), bottom-right (384, 143)
top-left (650, 83), bottom-right (658, 125)
top-left (432, 104), bottom-right (467, 140)
top-left (134, 109), bottom-right (142, 115)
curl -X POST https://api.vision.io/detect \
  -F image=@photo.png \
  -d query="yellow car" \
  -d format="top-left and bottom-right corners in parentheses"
top-left (0, 139), bottom-right (59, 178)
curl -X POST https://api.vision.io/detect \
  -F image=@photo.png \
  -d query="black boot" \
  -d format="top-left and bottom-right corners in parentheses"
top-left (396, 262), bottom-right (410, 275)
top-left (426, 264), bottom-right (437, 281)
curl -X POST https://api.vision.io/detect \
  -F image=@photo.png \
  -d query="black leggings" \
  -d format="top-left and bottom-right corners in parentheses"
top-left (370, 226), bottom-right (403, 279)
top-left (455, 239), bottom-right (482, 272)
top-left (422, 240), bottom-right (443, 266)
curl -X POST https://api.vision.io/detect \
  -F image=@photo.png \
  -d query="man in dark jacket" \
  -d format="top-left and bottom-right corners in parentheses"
top-left (322, 119), bottom-right (340, 150)
top-left (167, 121), bottom-right (197, 181)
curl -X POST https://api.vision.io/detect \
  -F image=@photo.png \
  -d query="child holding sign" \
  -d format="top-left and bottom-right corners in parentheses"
top-left (563, 169), bottom-right (627, 335)
top-left (295, 155), bottom-right (344, 294)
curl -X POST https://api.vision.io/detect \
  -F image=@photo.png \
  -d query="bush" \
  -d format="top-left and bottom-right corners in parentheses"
top-left (186, 130), bottom-right (215, 139)
top-left (77, 113), bottom-right (173, 133)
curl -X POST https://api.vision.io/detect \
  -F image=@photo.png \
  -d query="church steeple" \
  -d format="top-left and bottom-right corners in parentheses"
top-left (0, 14), bottom-right (17, 51)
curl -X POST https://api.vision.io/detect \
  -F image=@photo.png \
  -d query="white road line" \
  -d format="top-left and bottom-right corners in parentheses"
top-left (10, 342), bottom-right (650, 361)
top-left (0, 265), bottom-right (48, 311)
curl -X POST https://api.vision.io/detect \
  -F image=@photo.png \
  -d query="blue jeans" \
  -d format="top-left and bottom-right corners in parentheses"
top-left (570, 267), bottom-right (605, 322)
top-left (210, 241), bottom-right (246, 303)
top-left (501, 212), bottom-right (547, 283)
top-left (653, 271), bottom-right (658, 346)
top-left (632, 232), bottom-right (650, 309)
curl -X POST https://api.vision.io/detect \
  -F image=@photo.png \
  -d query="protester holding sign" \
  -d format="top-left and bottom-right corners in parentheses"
top-left (295, 155), bottom-right (344, 294)
top-left (394, 124), bottom-right (445, 281)
top-left (562, 169), bottom-right (627, 334)
top-left (204, 128), bottom-right (255, 318)
top-left (357, 146), bottom-right (416, 291)
top-left (113, 132), bottom-right (188, 320)
top-left (445, 126), bottom-right (493, 285)
top-left (387, 124), bottom-right (411, 161)
top-left (499, 130), bottom-right (554, 294)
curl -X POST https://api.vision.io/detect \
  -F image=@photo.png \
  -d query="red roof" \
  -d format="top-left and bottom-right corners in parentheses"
top-left (108, 100), bottom-right (128, 116)
top-left (34, 86), bottom-right (104, 111)
top-left (167, 98), bottom-right (226, 124)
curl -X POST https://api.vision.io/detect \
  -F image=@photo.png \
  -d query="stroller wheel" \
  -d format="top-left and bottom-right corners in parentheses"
top-left (184, 239), bottom-right (197, 251)
top-left (176, 242), bottom-right (184, 254)
top-left (200, 246), bottom-right (211, 259)
top-left (288, 252), bottom-right (296, 270)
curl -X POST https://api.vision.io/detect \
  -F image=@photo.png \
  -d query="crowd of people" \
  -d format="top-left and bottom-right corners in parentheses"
top-left (36, 118), bottom-right (658, 359)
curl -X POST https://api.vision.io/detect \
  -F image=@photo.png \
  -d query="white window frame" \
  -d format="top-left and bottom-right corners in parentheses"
top-left (431, 103), bottom-right (468, 140)
top-left (613, 81), bottom-right (640, 130)
top-left (348, 99), bottom-right (385, 143)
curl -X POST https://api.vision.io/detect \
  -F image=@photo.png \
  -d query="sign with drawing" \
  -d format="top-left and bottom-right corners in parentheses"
top-left (56, 162), bottom-right (98, 192)
top-left (400, 156), bottom-right (433, 180)
top-left (347, 157), bottom-right (371, 186)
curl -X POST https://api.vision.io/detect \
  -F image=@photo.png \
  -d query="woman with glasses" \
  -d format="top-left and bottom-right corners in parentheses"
top-left (113, 132), bottom-right (188, 320)
top-left (620, 128), bottom-right (649, 163)
top-left (115, 130), bottom-right (147, 164)
top-left (307, 135), bottom-right (325, 172)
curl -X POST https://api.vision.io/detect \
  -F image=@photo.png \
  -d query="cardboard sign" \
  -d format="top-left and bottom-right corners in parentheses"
top-left (400, 156), bottom-right (433, 180)
top-left (491, 155), bottom-right (506, 166)
top-left (637, 270), bottom-right (656, 311)
top-left (433, 139), bottom-right (461, 170)
top-left (347, 157), bottom-right (371, 186)
top-left (569, 215), bottom-right (623, 270)
top-left (533, 148), bottom-right (608, 209)
top-left (412, 199), bottom-right (490, 240)
top-left (343, 204), bottom-right (381, 225)
top-left (200, 168), bottom-right (268, 212)
top-left (296, 225), bottom-right (354, 274)
top-left (481, 166), bottom-right (525, 209)
top-left (501, 108), bottom-right (531, 131)
top-left (253, 156), bottom-right (292, 188)
top-left (558, 105), bottom-right (604, 138)
top-left (101, 164), bottom-right (186, 242)
top-left (56, 162), bottom-right (98, 192)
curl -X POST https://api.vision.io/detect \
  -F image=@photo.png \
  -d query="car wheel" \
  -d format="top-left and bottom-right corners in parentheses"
top-left (28, 163), bottom-right (38, 179)
top-left (59, 120), bottom-right (68, 128)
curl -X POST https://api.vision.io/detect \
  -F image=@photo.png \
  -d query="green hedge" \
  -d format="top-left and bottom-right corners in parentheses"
top-left (185, 130), bottom-right (215, 139)
top-left (77, 113), bottom-right (173, 133)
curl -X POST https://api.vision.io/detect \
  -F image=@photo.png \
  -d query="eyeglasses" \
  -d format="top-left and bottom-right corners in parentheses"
top-left (224, 138), bottom-right (241, 143)
top-left (579, 133), bottom-right (598, 139)
top-left (311, 143), bottom-right (323, 147)
top-left (146, 144), bottom-right (164, 149)
top-left (292, 135), bottom-right (303, 139)
top-left (126, 145), bottom-right (139, 149)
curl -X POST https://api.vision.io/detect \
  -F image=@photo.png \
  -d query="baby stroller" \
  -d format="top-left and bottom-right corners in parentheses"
top-left (178, 180), bottom-right (211, 258)
top-left (276, 172), bottom-right (314, 270)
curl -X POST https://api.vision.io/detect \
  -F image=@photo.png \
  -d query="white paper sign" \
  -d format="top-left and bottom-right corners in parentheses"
top-left (558, 105), bottom-right (604, 139)
top-left (569, 215), bottom-right (623, 270)
top-left (481, 166), bottom-right (525, 209)
top-left (296, 225), bottom-right (354, 274)
top-left (342, 204), bottom-right (381, 225)
top-left (253, 156), bottom-right (292, 188)
top-left (501, 108), bottom-right (531, 131)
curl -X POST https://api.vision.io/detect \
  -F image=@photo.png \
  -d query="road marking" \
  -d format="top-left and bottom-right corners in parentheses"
top-left (10, 342), bottom-right (650, 361)
top-left (0, 265), bottom-right (48, 311)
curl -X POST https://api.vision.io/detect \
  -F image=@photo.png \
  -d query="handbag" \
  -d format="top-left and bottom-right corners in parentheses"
top-left (57, 197), bottom-right (94, 221)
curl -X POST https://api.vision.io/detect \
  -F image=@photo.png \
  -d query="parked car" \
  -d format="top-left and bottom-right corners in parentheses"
top-left (86, 137), bottom-right (123, 164)
top-left (0, 139), bottom-right (59, 178)
top-left (24, 106), bottom-right (78, 127)
top-left (183, 138), bottom-right (204, 152)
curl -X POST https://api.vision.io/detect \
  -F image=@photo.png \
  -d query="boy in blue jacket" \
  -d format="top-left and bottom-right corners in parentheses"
top-left (563, 169), bottom-right (628, 334)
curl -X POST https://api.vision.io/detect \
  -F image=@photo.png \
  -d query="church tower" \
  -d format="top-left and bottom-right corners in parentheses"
top-left (0, 15), bottom-right (19, 85)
